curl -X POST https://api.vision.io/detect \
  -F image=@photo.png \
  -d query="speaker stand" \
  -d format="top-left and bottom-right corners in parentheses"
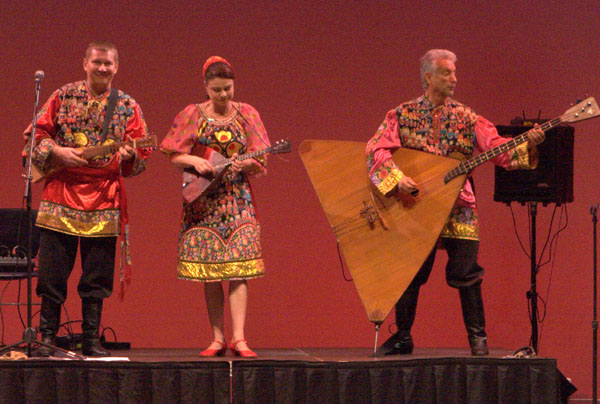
top-left (590, 204), bottom-right (598, 404)
top-left (526, 201), bottom-right (539, 353)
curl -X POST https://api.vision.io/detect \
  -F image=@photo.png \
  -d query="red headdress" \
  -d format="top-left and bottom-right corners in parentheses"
top-left (202, 56), bottom-right (231, 78)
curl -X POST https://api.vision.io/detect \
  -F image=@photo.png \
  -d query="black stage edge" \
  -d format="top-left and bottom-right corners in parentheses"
top-left (0, 347), bottom-right (574, 404)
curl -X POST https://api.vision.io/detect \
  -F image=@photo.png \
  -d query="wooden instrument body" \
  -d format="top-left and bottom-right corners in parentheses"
top-left (182, 151), bottom-right (229, 203)
top-left (181, 139), bottom-right (292, 204)
top-left (30, 135), bottom-right (157, 183)
top-left (298, 96), bottom-right (600, 324)
top-left (299, 140), bottom-right (466, 323)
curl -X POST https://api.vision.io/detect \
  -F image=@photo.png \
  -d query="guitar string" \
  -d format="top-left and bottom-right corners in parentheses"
top-left (331, 173), bottom-right (460, 236)
top-left (210, 141), bottom-right (287, 171)
top-left (81, 137), bottom-right (155, 159)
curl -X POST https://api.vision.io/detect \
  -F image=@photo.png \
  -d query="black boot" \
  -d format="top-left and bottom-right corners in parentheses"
top-left (81, 298), bottom-right (109, 357)
top-left (379, 285), bottom-right (420, 356)
top-left (37, 298), bottom-right (61, 357)
top-left (459, 283), bottom-right (489, 356)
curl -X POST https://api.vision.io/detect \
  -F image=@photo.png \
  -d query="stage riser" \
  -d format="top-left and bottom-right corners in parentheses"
top-left (0, 357), bottom-right (563, 404)
top-left (0, 362), bottom-right (230, 404)
top-left (233, 360), bottom-right (560, 404)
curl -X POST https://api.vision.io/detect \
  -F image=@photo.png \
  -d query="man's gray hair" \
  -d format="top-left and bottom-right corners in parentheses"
top-left (420, 49), bottom-right (457, 90)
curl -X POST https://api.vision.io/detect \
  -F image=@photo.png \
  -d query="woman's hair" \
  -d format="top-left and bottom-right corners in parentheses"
top-left (204, 62), bottom-right (235, 82)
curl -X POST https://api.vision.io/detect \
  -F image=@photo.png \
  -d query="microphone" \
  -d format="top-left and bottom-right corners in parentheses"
top-left (34, 70), bottom-right (45, 83)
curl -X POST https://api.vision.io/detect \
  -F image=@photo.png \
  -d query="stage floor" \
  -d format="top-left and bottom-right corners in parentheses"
top-left (0, 346), bottom-right (571, 404)
top-left (74, 346), bottom-right (519, 361)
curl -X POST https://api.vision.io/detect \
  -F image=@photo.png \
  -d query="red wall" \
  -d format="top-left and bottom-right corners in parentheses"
top-left (1, 0), bottom-right (599, 398)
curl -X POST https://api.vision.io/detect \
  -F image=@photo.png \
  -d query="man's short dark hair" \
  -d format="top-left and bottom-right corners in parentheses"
top-left (85, 41), bottom-right (119, 63)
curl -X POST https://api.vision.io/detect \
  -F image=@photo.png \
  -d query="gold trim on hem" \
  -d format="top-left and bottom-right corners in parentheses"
top-left (177, 259), bottom-right (265, 282)
top-left (440, 234), bottom-right (479, 241)
top-left (177, 273), bottom-right (265, 283)
top-left (440, 222), bottom-right (479, 240)
top-left (36, 212), bottom-right (119, 237)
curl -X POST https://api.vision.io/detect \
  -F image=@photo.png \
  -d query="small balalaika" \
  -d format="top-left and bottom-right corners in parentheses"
top-left (31, 135), bottom-right (158, 183)
top-left (300, 97), bottom-right (599, 324)
top-left (182, 139), bottom-right (291, 204)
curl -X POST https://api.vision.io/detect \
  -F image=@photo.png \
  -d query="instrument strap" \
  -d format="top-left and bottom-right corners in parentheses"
top-left (101, 88), bottom-right (119, 141)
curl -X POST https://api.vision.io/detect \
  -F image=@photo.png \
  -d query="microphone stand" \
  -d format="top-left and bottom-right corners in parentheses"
top-left (0, 74), bottom-right (82, 359)
top-left (591, 204), bottom-right (598, 404)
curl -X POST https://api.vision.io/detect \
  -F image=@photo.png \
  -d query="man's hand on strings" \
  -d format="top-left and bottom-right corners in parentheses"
top-left (527, 124), bottom-right (545, 148)
top-left (390, 175), bottom-right (418, 197)
top-left (51, 145), bottom-right (88, 167)
top-left (118, 145), bottom-right (137, 161)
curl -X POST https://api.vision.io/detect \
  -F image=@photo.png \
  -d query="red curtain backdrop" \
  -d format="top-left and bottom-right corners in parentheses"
top-left (1, 0), bottom-right (598, 398)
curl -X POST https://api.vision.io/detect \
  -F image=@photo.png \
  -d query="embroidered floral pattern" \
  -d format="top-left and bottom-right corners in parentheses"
top-left (53, 81), bottom-right (138, 167)
top-left (180, 223), bottom-right (261, 262)
top-left (40, 200), bottom-right (119, 223)
top-left (440, 206), bottom-right (479, 240)
top-left (367, 96), bottom-right (481, 240)
top-left (396, 97), bottom-right (478, 157)
top-left (36, 200), bottom-right (120, 236)
top-left (28, 81), bottom-right (148, 176)
top-left (366, 96), bottom-right (538, 241)
top-left (24, 80), bottom-right (149, 238)
top-left (174, 108), bottom-right (264, 280)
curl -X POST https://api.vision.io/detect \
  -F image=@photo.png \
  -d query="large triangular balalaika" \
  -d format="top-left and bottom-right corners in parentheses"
top-left (299, 97), bottom-right (599, 323)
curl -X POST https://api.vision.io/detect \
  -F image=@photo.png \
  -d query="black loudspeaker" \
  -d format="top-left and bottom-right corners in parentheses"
top-left (493, 124), bottom-right (574, 205)
top-left (0, 209), bottom-right (40, 258)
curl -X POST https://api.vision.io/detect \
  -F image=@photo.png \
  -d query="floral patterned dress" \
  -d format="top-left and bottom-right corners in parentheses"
top-left (160, 102), bottom-right (270, 281)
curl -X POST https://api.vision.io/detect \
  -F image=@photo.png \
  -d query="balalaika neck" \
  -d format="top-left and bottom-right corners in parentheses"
top-left (81, 139), bottom-right (139, 160)
top-left (444, 117), bottom-right (562, 183)
top-left (214, 146), bottom-right (273, 170)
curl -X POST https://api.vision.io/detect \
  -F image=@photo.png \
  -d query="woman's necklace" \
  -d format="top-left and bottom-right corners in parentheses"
top-left (201, 102), bottom-right (238, 123)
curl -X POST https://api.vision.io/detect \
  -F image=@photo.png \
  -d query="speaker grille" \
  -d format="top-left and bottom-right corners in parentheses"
top-left (493, 125), bottom-right (574, 205)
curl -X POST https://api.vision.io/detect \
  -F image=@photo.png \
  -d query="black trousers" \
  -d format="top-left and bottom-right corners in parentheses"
top-left (36, 228), bottom-right (117, 305)
top-left (410, 238), bottom-right (483, 289)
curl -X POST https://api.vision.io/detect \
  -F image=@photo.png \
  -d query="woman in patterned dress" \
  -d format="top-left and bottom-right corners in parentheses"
top-left (160, 56), bottom-right (270, 357)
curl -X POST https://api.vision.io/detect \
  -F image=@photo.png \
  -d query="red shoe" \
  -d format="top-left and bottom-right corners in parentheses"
top-left (199, 340), bottom-right (227, 357)
top-left (229, 339), bottom-right (258, 358)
